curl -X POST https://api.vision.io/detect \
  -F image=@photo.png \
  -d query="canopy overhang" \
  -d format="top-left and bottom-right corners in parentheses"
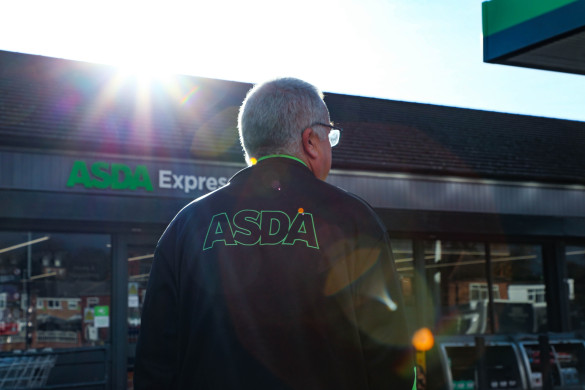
top-left (482, 0), bottom-right (585, 75)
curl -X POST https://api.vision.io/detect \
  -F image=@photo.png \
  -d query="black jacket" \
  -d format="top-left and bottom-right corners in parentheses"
top-left (134, 156), bottom-right (414, 390)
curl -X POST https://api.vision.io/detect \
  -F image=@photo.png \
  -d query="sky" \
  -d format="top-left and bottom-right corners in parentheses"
top-left (1, 0), bottom-right (584, 122)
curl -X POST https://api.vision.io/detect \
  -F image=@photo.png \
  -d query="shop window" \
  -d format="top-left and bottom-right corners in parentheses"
top-left (127, 246), bottom-right (155, 345)
top-left (423, 240), bottom-right (545, 336)
top-left (0, 231), bottom-right (111, 352)
top-left (391, 239), bottom-right (415, 329)
top-left (490, 243), bottom-right (546, 334)
top-left (424, 240), bottom-right (488, 336)
top-left (391, 239), bottom-right (414, 301)
top-left (566, 245), bottom-right (585, 331)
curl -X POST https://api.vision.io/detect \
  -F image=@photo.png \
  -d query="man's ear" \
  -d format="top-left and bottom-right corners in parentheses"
top-left (302, 127), bottom-right (320, 160)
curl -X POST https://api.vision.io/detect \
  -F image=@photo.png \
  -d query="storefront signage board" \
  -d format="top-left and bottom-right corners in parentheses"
top-left (0, 151), bottom-right (242, 199)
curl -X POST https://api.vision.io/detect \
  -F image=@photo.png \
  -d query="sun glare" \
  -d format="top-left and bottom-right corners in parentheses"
top-left (114, 57), bottom-right (174, 87)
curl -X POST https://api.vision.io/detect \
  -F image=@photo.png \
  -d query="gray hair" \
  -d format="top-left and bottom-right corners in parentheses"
top-left (238, 77), bottom-right (330, 163)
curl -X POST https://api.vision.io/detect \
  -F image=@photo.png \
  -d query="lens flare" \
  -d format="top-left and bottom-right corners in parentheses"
top-left (181, 85), bottom-right (200, 105)
top-left (189, 106), bottom-right (240, 158)
top-left (412, 327), bottom-right (434, 351)
top-left (324, 247), bottom-right (381, 296)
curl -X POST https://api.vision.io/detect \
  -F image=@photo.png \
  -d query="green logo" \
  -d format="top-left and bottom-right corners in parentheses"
top-left (94, 306), bottom-right (109, 317)
top-left (203, 209), bottom-right (319, 250)
top-left (67, 161), bottom-right (153, 191)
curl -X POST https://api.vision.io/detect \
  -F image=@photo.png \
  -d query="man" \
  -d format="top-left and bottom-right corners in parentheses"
top-left (134, 78), bottom-right (415, 389)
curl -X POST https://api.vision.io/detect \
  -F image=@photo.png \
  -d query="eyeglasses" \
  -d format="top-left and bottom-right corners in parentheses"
top-left (307, 122), bottom-right (343, 147)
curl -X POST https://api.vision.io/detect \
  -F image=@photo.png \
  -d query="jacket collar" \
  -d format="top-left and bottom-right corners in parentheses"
top-left (229, 155), bottom-right (314, 184)
top-left (256, 154), bottom-right (307, 167)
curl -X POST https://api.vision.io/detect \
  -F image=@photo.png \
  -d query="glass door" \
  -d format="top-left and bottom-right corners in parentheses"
top-left (566, 245), bottom-right (585, 331)
top-left (125, 234), bottom-right (157, 390)
top-left (127, 245), bottom-right (155, 345)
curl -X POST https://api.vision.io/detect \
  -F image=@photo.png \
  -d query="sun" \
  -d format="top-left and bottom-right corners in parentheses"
top-left (113, 54), bottom-right (174, 87)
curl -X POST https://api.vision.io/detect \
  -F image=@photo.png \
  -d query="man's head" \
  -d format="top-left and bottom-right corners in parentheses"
top-left (238, 77), bottom-right (334, 180)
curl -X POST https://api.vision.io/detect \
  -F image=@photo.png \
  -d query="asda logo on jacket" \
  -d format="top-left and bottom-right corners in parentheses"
top-left (66, 160), bottom-right (228, 194)
top-left (203, 209), bottom-right (319, 250)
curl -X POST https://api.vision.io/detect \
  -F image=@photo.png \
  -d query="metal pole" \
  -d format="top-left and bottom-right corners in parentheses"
top-left (484, 243), bottom-right (496, 334)
top-left (111, 234), bottom-right (129, 390)
top-left (26, 231), bottom-right (32, 349)
top-left (413, 240), bottom-right (427, 390)
top-left (539, 334), bottom-right (554, 390)
top-left (475, 336), bottom-right (487, 390)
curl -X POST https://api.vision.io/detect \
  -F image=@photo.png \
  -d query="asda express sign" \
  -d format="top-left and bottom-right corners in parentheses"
top-left (67, 160), bottom-right (231, 194)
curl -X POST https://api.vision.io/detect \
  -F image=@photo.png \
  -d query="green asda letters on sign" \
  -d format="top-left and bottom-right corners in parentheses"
top-left (67, 161), bottom-right (153, 191)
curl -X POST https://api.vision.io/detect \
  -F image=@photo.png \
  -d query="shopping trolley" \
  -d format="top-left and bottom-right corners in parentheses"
top-left (0, 354), bottom-right (56, 389)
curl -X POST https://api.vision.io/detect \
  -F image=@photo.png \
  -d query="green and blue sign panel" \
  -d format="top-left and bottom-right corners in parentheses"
top-left (482, 0), bottom-right (585, 65)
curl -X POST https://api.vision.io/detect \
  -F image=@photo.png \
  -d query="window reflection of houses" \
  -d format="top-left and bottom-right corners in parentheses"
top-left (0, 232), bottom-right (111, 353)
top-left (34, 296), bottom-right (82, 347)
top-left (419, 241), bottom-right (546, 335)
top-left (469, 283), bottom-right (501, 302)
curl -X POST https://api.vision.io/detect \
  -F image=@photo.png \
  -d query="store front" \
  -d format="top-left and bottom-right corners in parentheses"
top-left (3, 47), bottom-right (585, 388)
top-left (2, 147), bottom-right (585, 389)
top-left (0, 149), bottom-right (243, 388)
top-left (5, 142), bottom-right (585, 390)
top-left (387, 234), bottom-right (585, 390)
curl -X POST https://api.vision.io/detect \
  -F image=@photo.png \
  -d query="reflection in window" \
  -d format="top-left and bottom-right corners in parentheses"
top-left (127, 247), bottom-right (154, 344)
top-left (422, 241), bottom-right (545, 336)
top-left (469, 283), bottom-right (500, 302)
top-left (425, 241), bottom-right (488, 336)
top-left (566, 246), bottom-right (585, 331)
top-left (391, 239), bottom-right (415, 328)
top-left (490, 243), bottom-right (546, 334)
top-left (392, 240), bottom-right (414, 300)
top-left (0, 232), bottom-right (111, 351)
